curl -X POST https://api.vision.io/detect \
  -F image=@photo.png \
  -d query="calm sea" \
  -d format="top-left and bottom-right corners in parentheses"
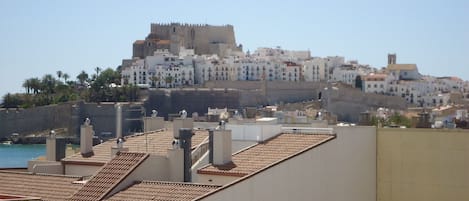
top-left (0, 144), bottom-right (45, 168)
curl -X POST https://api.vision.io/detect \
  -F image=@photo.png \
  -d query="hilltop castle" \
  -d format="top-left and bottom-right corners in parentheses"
top-left (132, 23), bottom-right (242, 58)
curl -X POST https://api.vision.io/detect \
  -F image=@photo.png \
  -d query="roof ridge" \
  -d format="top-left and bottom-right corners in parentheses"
top-left (0, 170), bottom-right (82, 179)
top-left (67, 152), bottom-right (149, 201)
top-left (140, 180), bottom-right (221, 187)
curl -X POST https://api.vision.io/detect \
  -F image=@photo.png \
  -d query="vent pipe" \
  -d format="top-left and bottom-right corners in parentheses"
top-left (178, 128), bottom-right (193, 182)
top-left (116, 103), bottom-right (122, 139)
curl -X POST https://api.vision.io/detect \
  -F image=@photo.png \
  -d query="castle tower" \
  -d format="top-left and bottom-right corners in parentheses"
top-left (132, 22), bottom-right (239, 58)
top-left (388, 53), bottom-right (396, 65)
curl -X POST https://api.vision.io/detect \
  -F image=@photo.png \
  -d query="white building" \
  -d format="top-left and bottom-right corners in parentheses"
top-left (331, 64), bottom-right (375, 87)
top-left (387, 64), bottom-right (421, 80)
top-left (362, 73), bottom-right (394, 94)
top-left (121, 49), bottom-right (195, 88)
top-left (303, 57), bottom-right (325, 82)
top-left (121, 59), bottom-right (146, 86)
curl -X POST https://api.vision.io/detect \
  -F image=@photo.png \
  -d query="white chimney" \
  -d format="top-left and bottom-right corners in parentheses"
top-left (80, 119), bottom-right (94, 156)
top-left (143, 110), bottom-right (165, 132)
top-left (46, 130), bottom-right (66, 161)
top-left (209, 129), bottom-right (232, 165)
top-left (173, 118), bottom-right (193, 138)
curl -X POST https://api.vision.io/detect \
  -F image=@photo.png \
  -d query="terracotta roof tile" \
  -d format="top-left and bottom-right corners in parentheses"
top-left (197, 133), bottom-right (334, 177)
top-left (387, 64), bottom-right (417, 71)
top-left (105, 181), bottom-right (220, 201)
top-left (0, 171), bottom-right (83, 201)
top-left (62, 129), bottom-right (208, 165)
top-left (68, 152), bottom-right (149, 201)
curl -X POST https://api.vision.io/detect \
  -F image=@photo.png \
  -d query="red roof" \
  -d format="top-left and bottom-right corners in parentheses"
top-left (0, 171), bottom-right (83, 201)
top-left (67, 152), bottom-right (149, 201)
top-left (105, 181), bottom-right (220, 201)
top-left (197, 133), bottom-right (335, 177)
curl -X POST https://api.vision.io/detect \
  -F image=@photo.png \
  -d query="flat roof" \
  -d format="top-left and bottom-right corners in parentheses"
top-left (62, 129), bottom-right (208, 165)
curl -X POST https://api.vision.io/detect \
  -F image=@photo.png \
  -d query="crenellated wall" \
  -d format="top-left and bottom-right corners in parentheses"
top-left (134, 22), bottom-right (239, 58)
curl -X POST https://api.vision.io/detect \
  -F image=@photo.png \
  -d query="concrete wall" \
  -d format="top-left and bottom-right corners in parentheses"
top-left (65, 164), bottom-right (102, 176)
top-left (198, 126), bottom-right (376, 201)
top-left (377, 128), bottom-right (469, 201)
top-left (107, 155), bottom-right (169, 198)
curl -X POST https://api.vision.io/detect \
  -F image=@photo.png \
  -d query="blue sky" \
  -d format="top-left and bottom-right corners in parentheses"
top-left (1, 0), bottom-right (468, 99)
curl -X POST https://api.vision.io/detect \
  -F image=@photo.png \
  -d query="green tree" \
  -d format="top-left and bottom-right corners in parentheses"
top-left (165, 75), bottom-right (173, 88)
top-left (56, 70), bottom-right (63, 80)
top-left (22, 79), bottom-right (32, 94)
top-left (150, 75), bottom-right (160, 87)
top-left (2, 93), bottom-right (23, 108)
top-left (95, 67), bottom-right (102, 77)
top-left (63, 73), bottom-right (70, 83)
top-left (76, 70), bottom-right (89, 86)
top-left (29, 78), bottom-right (41, 94)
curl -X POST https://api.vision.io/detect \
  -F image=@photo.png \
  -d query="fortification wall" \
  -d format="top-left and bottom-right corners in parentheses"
top-left (144, 89), bottom-right (240, 119)
top-left (0, 103), bottom-right (72, 138)
top-left (204, 81), bottom-right (408, 122)
top-left (148, 23), bottom-right (237, 56)
top-left (0, 102), bottom-right (143, 139)
top-left (326, 87), bottom-right (408, 122)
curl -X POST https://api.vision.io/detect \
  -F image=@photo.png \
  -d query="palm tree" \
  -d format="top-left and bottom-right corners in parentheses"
top-left (42, 74), bottom-right (56, 94)
top-left (63, 73), bottom-right (70, 83)
top-left (77, 70), bottom-right (89, 86)
top-left (165, 75), bottom-right (173, 88)
top-left (29, 78), bottom-right (41, 94)
top-left (150, 75), bottom-right (160, 88)
top-left (56, 70), bottom-right (63, 80)
top-left (22, 79), bottom-right (32, 94)
top-left (95, 67), bottom-right (102, 77)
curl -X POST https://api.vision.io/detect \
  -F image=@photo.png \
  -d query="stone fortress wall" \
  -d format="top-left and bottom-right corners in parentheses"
top-left (0, 102), bottom-right (143, 139)
top-left (133, 23), bottom-right (240, 59)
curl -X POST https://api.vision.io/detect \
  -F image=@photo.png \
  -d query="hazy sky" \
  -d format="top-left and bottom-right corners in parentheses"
top-left (1, 0), bottom-right (468, 99)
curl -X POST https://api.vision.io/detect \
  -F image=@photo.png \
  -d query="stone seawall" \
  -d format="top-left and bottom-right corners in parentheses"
top-left (0, 102), bottom-right (143, 139)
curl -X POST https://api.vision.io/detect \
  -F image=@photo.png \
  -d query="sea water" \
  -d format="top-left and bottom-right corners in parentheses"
top-left (0, 144), bottom-right (45, 168)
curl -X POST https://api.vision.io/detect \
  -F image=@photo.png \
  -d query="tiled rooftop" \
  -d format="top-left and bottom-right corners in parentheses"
top-left (198, 133), bottom-right (335, 177)
top-left (62, 129), bottom-right (208, 164)
top-left (0, 171), bottom-right (83, 201)
top-left (68, 152), bottom-right (149, 201)
top-left (105, 181), bottom-right (220, 201)
top-left (387, 64), bottom-right (417, 71)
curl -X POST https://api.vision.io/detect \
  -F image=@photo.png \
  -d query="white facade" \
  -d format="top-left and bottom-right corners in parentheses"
top-left (363, 73), bottom-right (393, 94)
top-left (197, 126), bottom-right (376, 201)
top-left (121, 49), bottom-right (195, 87)
top-left (303, 58), bottom-right (325, 82)
top-left (121, 59), bottom-right (146, 85)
